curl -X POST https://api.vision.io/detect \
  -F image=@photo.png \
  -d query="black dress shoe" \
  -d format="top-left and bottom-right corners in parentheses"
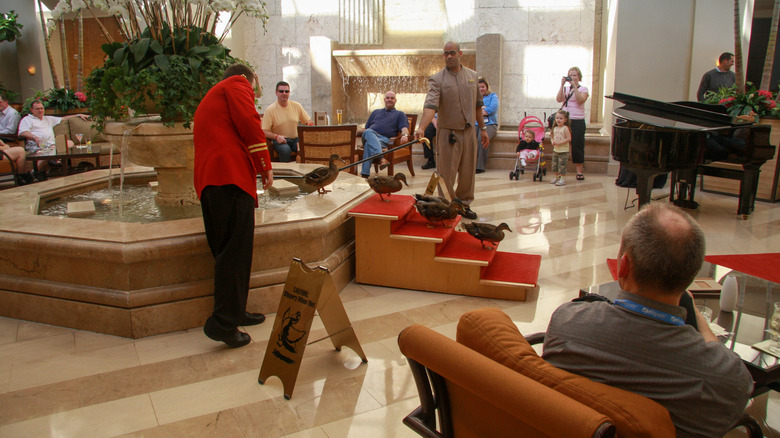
top-left (204, 329), bottom-right (251, 348)
top-left (240, 312), bottom-right (266, 326)
top-left (475, 169), bottom-right (485, 174)
top-left (421, 161), bottom-right (436, 170)
top-left (461, 207), bottom-right (477, 220)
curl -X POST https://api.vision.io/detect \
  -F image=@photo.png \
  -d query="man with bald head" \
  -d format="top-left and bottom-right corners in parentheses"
top-left (542, 203), bottom-right (752, 437)
top-left (415, 41), bottom-right (489, 220)
top-left (358, 90), bottom-right (409, 178)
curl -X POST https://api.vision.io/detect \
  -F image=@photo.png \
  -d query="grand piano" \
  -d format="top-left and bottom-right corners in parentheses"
top-left (609, 92), bottom-right (775, 218)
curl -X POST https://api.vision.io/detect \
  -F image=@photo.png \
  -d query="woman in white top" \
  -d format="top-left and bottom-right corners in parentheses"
top-left (556, 67), bottom-right (589, 181)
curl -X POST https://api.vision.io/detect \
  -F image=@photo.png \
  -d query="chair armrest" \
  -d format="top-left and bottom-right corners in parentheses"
top-left (525, 332), bottom-right (546, 345)
top-left (732, 413), bottom-right (763, 437)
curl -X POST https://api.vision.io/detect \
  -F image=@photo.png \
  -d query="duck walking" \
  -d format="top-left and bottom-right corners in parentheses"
top-left (367, 173), bottom-right (408, 201)
top-left (304, 154), bottom-right (344, 194)
top-left (464, 222), bottom-right (512, 250)
top-left (415, 197), bottom-right (465, 228)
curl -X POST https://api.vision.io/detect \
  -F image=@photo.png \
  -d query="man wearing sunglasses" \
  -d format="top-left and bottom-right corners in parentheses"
top-left (262, 81), bottom-right (314, 162)
top-left (414, 41), bottom-right (489, 220)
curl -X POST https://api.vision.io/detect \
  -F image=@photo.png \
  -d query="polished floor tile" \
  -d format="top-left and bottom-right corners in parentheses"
top-left (2, 170), bottom-right (780, 437)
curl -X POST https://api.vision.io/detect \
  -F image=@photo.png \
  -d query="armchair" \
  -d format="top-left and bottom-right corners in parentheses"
top-left (0, 150), bottom-right (19, 187)
top-left (399, 308), bottom-right (764, 437)
top-left (296, 125), bottom-right (359, 175)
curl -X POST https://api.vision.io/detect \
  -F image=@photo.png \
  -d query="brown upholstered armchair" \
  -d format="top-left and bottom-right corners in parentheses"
top-left (398, 308), bottom-right (764, 438)
top-left (0, 149), bottom-right (20, 187)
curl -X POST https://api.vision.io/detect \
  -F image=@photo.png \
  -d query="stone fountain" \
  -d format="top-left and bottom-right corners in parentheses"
top-left (0, 164), bottom-right (370, 338)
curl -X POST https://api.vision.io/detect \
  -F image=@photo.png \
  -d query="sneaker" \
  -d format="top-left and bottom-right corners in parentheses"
top-left (550, 176), bottom-right (559, 185)
top-left (556, 178), bottom-right (566, 186)
top-left (520, 158), bottom-right (527, 167)
top-left (461, 207), bottom-right (478, 220)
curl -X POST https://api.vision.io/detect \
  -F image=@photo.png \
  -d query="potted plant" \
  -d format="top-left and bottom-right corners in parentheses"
top-left (702, 83), bottom-right (779, 119)
top-left (0, 10), bottom-right (23, 43)
top-left (74, 0), bottom-right (268, 130)
top-left (44, 87), bottom-right (89, 115)
top-left (51, 0), bottom-right (268, 206)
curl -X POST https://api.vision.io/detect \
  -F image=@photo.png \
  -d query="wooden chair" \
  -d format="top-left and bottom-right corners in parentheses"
top-left (296, 124), bottom-right (359, 175)
top-left (373, 114), bottom-right (418, 176)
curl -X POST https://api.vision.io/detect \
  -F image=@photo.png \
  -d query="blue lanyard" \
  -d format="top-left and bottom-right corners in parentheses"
top-left (613, 299), bottom-right (685, 326)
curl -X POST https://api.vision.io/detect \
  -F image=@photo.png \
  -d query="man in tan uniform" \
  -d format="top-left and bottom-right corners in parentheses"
top-left (415, 41), bottom-right (489, 220)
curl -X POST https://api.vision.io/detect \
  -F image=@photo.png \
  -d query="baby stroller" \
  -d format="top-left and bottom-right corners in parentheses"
top-left (509, 114), bottom-right (547, 181)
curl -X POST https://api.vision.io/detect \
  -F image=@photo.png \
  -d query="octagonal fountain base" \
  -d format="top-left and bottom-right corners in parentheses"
top-left (0, 164), bottom-right (371, 338)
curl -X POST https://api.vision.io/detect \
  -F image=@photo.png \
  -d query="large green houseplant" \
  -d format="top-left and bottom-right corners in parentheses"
top-left (0, 10), bottom-right (23, 43)
top-left (51, 0), bottom-right (268, 130)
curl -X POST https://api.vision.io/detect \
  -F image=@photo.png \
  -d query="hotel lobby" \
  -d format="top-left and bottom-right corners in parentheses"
top-left (1, 168), bottom-right (780, 437)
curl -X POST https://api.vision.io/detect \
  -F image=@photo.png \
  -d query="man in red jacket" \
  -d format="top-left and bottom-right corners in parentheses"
top-left (194, 64), bottom-right (273, 348)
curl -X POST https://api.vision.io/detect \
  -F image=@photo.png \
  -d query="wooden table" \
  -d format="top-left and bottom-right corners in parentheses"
top-left (27, 149), bottom-right (101, 175)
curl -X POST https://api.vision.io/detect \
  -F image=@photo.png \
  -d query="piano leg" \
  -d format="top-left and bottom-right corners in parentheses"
top-left (634, 169), bottom-right (664, 209)
top-left (671, 168), bottom-right (700, 210)
top-left (737, 164), bottom-right (761, 218)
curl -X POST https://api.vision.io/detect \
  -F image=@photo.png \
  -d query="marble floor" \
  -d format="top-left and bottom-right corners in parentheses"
top-left (1, 169), bottom-right (780, 437)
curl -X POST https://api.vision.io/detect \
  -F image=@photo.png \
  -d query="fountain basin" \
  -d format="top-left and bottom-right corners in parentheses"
top-left (0, 164), bottom-right (371, 338)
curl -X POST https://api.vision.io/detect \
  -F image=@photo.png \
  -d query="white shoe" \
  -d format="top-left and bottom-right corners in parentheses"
top-left (550, 176), bottom-right (559, 184)
top-left (556, 178), bottom-right (566, 186)
top-left (520, 158), bottom-right (527, 167)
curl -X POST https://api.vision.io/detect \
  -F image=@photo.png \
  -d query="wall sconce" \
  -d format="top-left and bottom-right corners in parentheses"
top-left (27, 66), bottom-right (36, 75)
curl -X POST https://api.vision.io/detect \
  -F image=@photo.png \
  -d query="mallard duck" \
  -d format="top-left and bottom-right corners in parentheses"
top-left (415, 198), bottom-right (465, 228)
top-left (304, 154), bottom-right (344, 194)
top-left (367, 173), bottom-right (408, 201)
top-left (413, 193), bottom-right (449, 205)
top-left (464, 222), bottom-right (512, 250)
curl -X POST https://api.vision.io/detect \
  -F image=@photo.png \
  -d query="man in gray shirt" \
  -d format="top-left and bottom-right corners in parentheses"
top-left (697, 52), bottom-right (736, 102)
top-left (0, 95), bottom-right (21, 138)
top-left (544, 203), bottom-right (752, 437)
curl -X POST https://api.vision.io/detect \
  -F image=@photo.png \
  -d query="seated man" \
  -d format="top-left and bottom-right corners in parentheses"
top-left (358, 91), bottom-right (409, 178)
top-left (18, 100), bottom-right (88, 154)
top-left (261, 81), bottom-right (313, 162)
top-left (0, 94), bottom-right (21, 140)
top-left (543, 203), bottom-right (753, 437)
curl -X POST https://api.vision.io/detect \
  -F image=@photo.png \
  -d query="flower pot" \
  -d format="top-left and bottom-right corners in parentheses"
top-left (103, 119), bottom-right (198, 206)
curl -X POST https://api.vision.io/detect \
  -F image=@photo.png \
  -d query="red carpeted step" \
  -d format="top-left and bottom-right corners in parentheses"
top-left (348, 194), bottom-right (415, 220)
top-left (480, 252), bottom-right (542, 287)
top-left (390, 210), bottom-right (460, 243)
top-left (434, 231), bottom-right (497, 266)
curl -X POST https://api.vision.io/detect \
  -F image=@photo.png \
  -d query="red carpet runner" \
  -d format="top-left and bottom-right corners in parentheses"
top-left (607, 253), bottom-right (780, 283)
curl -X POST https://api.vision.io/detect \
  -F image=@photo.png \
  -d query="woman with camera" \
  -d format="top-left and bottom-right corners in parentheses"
top-left (556, 67), bottom-right (589, 180)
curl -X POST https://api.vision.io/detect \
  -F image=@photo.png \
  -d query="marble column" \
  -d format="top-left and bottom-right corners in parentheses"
top-left (476, 34), bottom-right (503, 127)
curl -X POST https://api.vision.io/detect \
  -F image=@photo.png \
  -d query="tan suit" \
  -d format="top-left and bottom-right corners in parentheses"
top-left (424, 66), bottom-right (483, 205)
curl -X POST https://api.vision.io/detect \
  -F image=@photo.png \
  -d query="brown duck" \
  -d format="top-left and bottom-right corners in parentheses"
top-left (304, 154), bottom-right (344, 194)
top-left (464, 222), bottom-right (512, 250)
top-left (415, 197), bottom-right (465, 228)
top-left (367, 173), bottom-right (408, 201)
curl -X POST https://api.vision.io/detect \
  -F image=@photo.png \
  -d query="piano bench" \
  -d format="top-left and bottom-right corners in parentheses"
top-left (699, 164), bottom-right (744, 181)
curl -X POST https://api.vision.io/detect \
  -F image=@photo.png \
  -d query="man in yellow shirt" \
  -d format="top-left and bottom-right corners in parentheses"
top-left (261, 81), bottom-right (313, 162)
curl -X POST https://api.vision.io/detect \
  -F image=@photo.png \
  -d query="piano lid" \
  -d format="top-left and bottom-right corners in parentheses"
top-left (607, 92), bottom-right (748, 131)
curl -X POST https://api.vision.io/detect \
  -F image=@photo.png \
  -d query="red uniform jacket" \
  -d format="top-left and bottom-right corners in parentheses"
top-left (193, 75), bottom-right (271, 205)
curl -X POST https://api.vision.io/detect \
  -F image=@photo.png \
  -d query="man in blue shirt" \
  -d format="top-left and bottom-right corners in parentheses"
top-left (359, 91), bottom-right (409, 178)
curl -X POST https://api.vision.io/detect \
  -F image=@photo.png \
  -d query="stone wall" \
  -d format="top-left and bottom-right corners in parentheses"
top-left (243, 0), bottom-right (597, 128)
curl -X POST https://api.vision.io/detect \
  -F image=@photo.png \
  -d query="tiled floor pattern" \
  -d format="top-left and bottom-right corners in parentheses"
top-left (1, 169), bottom-right (780, 437)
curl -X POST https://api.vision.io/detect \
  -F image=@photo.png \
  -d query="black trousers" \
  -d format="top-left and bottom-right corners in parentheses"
top-left (570, 118), bottom-right (586, 164)
top-left (423, 122), bottom-right (437, 161)
top-left (200, 185), bottom-right (255, 336)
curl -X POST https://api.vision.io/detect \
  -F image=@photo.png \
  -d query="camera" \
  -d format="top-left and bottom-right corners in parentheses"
top-left (564, 76), bottom-right (572, 82)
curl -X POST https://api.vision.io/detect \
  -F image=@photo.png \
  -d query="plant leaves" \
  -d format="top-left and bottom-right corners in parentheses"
top-left (131, 38), bottom-right (151, 62)
top-left (154, 54), bottom-right (171, 72)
